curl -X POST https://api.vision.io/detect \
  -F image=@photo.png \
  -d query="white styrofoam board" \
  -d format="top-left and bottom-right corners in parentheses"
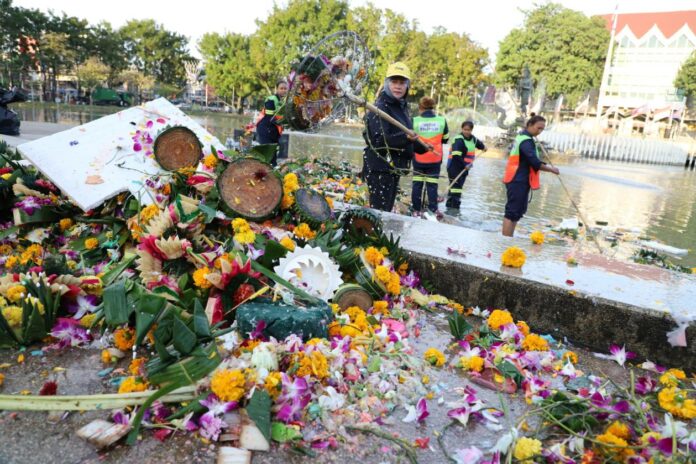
top-left (17, 98), bottom-right (225, 211)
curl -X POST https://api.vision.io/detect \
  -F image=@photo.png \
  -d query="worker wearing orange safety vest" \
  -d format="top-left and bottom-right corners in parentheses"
top-left (502, 115), bottom-right (559, 237)
top-left (445, 120), bottom-right (486, 209)
top-left (411, 97), bottom-right (448, 215)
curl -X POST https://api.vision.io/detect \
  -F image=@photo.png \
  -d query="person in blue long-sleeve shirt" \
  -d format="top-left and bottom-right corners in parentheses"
top-left (502, 115), bottom-right (559, 236)
top-left (446, 121), bottom-right (486, 209)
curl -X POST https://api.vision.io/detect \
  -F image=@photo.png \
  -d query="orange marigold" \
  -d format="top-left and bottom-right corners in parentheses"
top-left (113, 327), bottom-right (136, 351)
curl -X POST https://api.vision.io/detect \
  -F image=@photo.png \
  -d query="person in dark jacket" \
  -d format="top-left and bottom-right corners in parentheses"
top-left (502, 115), bottom-right (559, 236)
top-left (362, 62), bottom-right (428, 212)
top-left (256, 79), bottom-right (288, 164)
top-left (445, 121), bottom-right (486, 209)
top-left (411, 96), bottom-right (448, 216)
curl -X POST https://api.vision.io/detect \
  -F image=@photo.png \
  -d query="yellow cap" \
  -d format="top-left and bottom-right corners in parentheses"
top-left (386, 62), bottom-right (411, 80)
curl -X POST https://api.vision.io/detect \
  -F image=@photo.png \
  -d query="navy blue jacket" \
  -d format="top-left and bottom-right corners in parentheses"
top-left (510, 130), bottom-right (543, 183)
top-left (448, 134), bottom-right (485, 173)
top-left (363, 91), bottom-right (426, 173)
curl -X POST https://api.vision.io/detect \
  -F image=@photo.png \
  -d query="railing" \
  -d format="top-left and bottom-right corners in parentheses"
top-left (538, 130), bottom-right (694, 166)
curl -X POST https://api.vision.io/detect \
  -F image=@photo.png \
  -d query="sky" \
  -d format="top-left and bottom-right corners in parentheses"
top-left (14, 0), bottom-right (696, 60)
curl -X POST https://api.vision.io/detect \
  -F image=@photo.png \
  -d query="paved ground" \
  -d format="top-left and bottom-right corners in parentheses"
top-left (2, 121), bottom-right (76, 148)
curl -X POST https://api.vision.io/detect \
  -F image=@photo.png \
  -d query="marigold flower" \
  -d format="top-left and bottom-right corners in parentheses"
top-left (516, 320), bottom-right (530, 336)
top-left (279, 236), bottom-right (296, 251)
top-left (118, 376), bottom-right (148, 394)
top-left (4, 256), bottom-right (18, 269)
top-left (129, 358), bottom-right (146, 376)
top-left (501, 246), bottom-right (526, 268)
top-left (372, 300), bottom-right (389, 316)
top-left (562, 351), bottom-right (578, 364)
top-left (211, 368), bottom-right (246, 402)
top-left (295, 351), bottom-right (329, 380)
top-left (235, 230), bottom-right (256, 245)
top-left (283, 173), bottom-right (299, 193)
top-left (398, 262), bottom-right (408, 276)
top-left (522, 334), bottom-right (549, 352)
top-left (364, 247), bottom-right (384, 267)
top-left (513, 437), bottom-right (542, 463)
top-left (264, 371), bottom-right (282, 399)
top-left (281, 193), bottom-right (295, 209)
top-left (328, 321), bottom-right (342, 337)
top-left (487, 309), bottom-right (513, 330)
top-left (424, 348), bottom-right (445, 367)
top-left (659, 368), bottom-right (686, 387)
top-left (202, 154), bottom-right (218, 169)
top-left (0, 372), bottom-right (4, 387)
top-left (658, 387), bottom-right (696, 419)
top-left (530, 230), bottom-right (545, 245)
top-left (193, 266), bottom-right (212, 289)
top-left (293, 223), bottom-right (316, 240)
top-left (460, 355), bottom-right (484, 372)
top-left (113, 327), bottom-right (136, 351)
top-left (101, 349), bottom-right (113, 364)
top-left (84, 238), bottom-right (99, 250)
top-left (80, 313), bottom-right (97, 328)
top-left (1, 305), bottom-right (22, 328)
top-left (325, 196), bottom-right (334, 209)
top-left (595, 432), bottom-right (634, 460)
top-left (139, 204), bottom-right (160, 223)
top-left (59, 218), bottom-right (73, 231)
top-left (386, 273), bottom-right (401, 295)
top-left (6, 285), bottom-right (26, 303)
top-left (606, 421), bottom-right (631, 440)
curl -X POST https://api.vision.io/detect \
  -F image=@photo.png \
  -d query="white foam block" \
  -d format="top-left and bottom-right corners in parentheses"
top-left (17, 98), bottom-right (224, 212)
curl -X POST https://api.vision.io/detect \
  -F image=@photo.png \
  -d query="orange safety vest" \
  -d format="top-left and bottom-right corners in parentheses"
top-left (413, 115), bottom-right (447, 164)
top-left (503, 134), bottom-right (540, 190)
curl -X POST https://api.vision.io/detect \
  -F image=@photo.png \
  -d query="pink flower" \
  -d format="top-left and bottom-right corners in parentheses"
top-left (416, 397), bottom-right (429, 423)
top-left (198, 414), bottom-right (225, 441)
top-left (50, 318), bottom-right (91, 348)
top-left (454, 446), bottom-right (483, 464)
top-left (276, 395), bottom-right (310, 423)
top-left (635, 376), bottom-right (657, 395)
top-left (608, 344), bottom-right (636, 367)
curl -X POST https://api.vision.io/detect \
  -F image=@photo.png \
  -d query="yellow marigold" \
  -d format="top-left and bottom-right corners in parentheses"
top-left (264, 371), bottom-right (282, 399)
top-left (202, 154), bottom-right (219, 169)
top-left (364, 247), bottom-right (384, 267)
top-left (1, 305), bottom-right (22, 328)
top-left (6, 285), bottom-right (26, 303)
top-left (513, 437), bottom-right (542, 463)
top-left (596, 431), bottom-right (634, 461)
top-left (294, 223), bottom-right (316, 240)
top-left (193, 267), bottom-right (212, 289)
top-left (345, 306), bottom-right (367, 324)
top-left (211, 368), bottom-right (246, 402)
top-left (279, 236), bottom-right (296, 251)
top-left (101, 349), bottom-right (113, 364)
top-left (522, 334), bottom-right (549, 352)
top-left (659, 368), bottom-right (686, 387)
top-left (0, 244), bottom-right (12, 255)
top-left (487, 309), bottom-right (514, 330)
top-left (374, 265), bottom-right (391, 284)
top-left (325, 196), bottom-right (334, 209)
top-left (328, 321), bottom-right (342, 337)
top-left (84, 238), bottom-right (99, 250)
top-left (113, 327), bottom-right (136, 351)
top-left (139, 204), bottom-right (160, 223)
top-left (398, 262), bottom-right (408, 276)
top-left (59, 218), bottom-right (73, 231)
top-left (606, 421), bottom-right (631, 440)
top-left (283, 173), bottom-right (299, 193)
top-left (296, 351), bottom-right (329, 380)
top-left (516, 321), bottom-right (530, 336)
top-left (118, 376), bottom-right (148, 394)
top-left (232, 217), bottom-right (250, 233)
top-left (4, 255), bottom-right (18, 269)
top-left (424, 348), bottom-right (446, 367)
top-left (236, 230), bottom-right (256, 245)
top-left (129, 358), bottom-right (146, 376)
top-left (460, 355), bottom-right (484, 372)
top-left (658, 387), bottom-right (696, 419)
top-left (340, 324), bottom-right (362, 338)
top-left (562, 351), bottom-right (578, 364)
top-left (387, 273), bottom-right (401, 295)
top-left (281, 193), bottom-right (295, 209)
top-left (80, 313), bottom-right (97, 328)
top-left (530, 230), bottom-right (545, 245)
top-left (372, 301), bottom-right (390, 316)
top-left (501, 246), bottom-right (526, 268)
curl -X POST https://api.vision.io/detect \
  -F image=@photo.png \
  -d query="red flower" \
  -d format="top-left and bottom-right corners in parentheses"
top-left (39, 381), bottom-right (58, 396)
top-left (414, 437), bottom-right (430, 449)
top-left (233, 283), bottom-right (255, 307)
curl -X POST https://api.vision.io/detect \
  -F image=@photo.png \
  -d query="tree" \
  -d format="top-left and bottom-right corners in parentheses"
top-left (75, 57), bottom-right (110, 102)
top-left (117, 69), bottom-right (154, 103)
top-left (495, 3), bottom-right (609, 106)
top-left (37, 31), bottom-right (76, 101)
top-left (199, 32), bottom-right (260, 112)
top-left (88, 22), bottom-right (128, 84)
top-left (120, 19), bottom-right (192, 86)
top-left (674, 51), bottom-right (696, 102)
top-left (249, 0), bottom-right (349, 93)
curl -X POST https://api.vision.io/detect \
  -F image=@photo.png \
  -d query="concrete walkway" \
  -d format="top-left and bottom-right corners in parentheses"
top-left (1, 121), bottom-right (76, 147)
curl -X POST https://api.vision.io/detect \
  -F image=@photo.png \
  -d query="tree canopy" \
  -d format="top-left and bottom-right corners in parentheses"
top-left (674, 50), bottom-right (696, 101)
top-left (495, 3), bottom-right (609, 105)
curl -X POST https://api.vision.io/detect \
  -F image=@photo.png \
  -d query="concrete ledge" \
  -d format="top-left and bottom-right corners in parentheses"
top-left (407, 251), bottom-right (695, 371)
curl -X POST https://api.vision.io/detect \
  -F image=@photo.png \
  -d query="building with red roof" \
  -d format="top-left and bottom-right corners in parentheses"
top-left (597, 10), bottom-right (695, 121)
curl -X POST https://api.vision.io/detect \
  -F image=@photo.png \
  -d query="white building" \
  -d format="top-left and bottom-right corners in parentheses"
top-left (597, 10), bottom-right (696, 124)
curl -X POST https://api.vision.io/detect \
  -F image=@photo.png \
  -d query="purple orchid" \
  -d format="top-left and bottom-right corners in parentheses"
top-left (50, 318), bottom-right (91, 348)
top-left (279, 373), bottom-right (310, 403)
top-left (16, 196), bottom-right (52, 215)
top-left (606, 344), bottom-right (636, 367)
top-left (416, 397), bottom-right (429, 423)
top-left (68, 294), bottom-right (100, 320)
top-left (276, 395), bottom-right (311, 423)
top-left (200, 393), bottom-right (238, 420)
top-left (198, 414), bottom-right (226, 441)
top-left (400, 271), bottom-right (420, 288)
top-left (247, 244), bottom-right (265, 260)
top-left (112, 409), bottom-right (131, 425)
top-left (636, 376), bottom-right (657, 395)
top-left (151, 401), bottom-right (171, 422)
top-left (249, 320), bottom-right (267, 340)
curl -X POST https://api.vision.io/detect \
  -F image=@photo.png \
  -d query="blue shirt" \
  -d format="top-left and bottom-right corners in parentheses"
top-left (511, 130), bottom-right (543, 183)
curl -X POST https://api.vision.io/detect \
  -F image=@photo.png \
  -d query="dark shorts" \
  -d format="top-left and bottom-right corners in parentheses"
top-left (504, 182), bottom-right (530, 221)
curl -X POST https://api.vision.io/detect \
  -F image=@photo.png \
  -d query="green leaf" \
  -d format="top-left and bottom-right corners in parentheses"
top-left (198, 203), bottom-right (218, 224)
top-left (135, 293), bottom-right (167, 346)
top-left (248, 144), bottom-right (277, 164)
top-left (498, 360), bottom-right (524, 386)
top-left (103, 281), bottom-right (130, 326)
top-left (271, 422), bottom-right (302, 443)
top-left (177, 273), bottom-right (189, 290)
top-left (172, 317), bottom-right (197, 355)
top-left (101, 253), bottom-right (137, 287)
top-left (21, 300), bottom-right (47, 343)
top-left (447, 310), bottom-right (472, 340)
top-left (192, 299), bottom-right (211, 338)
top-left (367, 355), bottom-right (381, 373)
top-left (247, 389), bottom-right (272, 443)
top-left (257, 239), bottom-right (288, 269)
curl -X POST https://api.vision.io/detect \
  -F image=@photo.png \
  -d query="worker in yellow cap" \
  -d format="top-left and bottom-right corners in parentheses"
top-left (362, 62), bottom-right (428, 211)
